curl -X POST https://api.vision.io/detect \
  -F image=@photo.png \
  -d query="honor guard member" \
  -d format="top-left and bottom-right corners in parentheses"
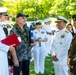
top-left (72, 15), bottom-right (76, 34)
top-left (68, 15), bottom-right (76, 75)
top-left (33, 21), bottom-right (48, 74)
top-left (0, 7), bottom-right (16, 75)
top-left (51, 16), bottom-right (72, 75)
top-left (42, 18), bottom-right (54, 56)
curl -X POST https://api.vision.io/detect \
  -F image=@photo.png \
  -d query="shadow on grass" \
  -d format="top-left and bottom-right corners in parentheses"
top-left (30, 55), bottom-right (55, 75)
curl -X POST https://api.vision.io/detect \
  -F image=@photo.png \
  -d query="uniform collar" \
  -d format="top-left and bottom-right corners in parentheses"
top-left (36, 28), bottom-right (42, 32)
top-left (59, 27), bottom-right (66, 32)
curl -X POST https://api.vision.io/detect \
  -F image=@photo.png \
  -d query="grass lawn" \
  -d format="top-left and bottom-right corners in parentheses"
top-left (30, 55), bottom-right (55, 75)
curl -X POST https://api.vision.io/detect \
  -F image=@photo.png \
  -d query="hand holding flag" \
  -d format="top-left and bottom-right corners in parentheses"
top-left (30, 25), bottom-right (36, 47)
top-left (30, 25), bottom-right (34, 43)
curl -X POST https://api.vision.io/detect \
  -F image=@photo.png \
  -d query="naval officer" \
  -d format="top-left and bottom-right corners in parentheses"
top-left (33, 21), bottom-right (48, 74)
top-left (51, 16), bottom-right (72, 75)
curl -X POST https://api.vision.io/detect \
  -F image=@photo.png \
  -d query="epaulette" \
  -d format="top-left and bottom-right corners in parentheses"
top-left (65, 30), bottom-right (69, 33)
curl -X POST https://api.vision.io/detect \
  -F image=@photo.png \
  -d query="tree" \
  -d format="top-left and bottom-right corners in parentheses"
top-left (0, 0), bottom-right (4, 6)
top-left (3, 0), bottom-right (76, 21)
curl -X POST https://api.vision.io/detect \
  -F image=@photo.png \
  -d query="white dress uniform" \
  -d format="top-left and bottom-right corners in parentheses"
top-left (0, 26), bottom-right (9, 75)
top-left (42, 24), bottom-right (53, 55)
top-left (51, 28), bottom-right (72, 75)
top-left (33, 28), bottom-right (47, 74)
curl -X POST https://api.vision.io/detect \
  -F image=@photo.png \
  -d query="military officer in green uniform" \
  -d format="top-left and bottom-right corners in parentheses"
top-left (68, 15), bottom-right (76, 75)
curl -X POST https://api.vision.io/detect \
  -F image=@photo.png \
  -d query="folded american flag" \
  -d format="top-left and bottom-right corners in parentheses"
top-left (30, 25), bottom-right (34, 43)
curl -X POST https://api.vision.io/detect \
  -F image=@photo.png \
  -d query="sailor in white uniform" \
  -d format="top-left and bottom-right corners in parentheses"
top-left (51, 16), bottom-right (72, 75)
top-left (42, 19), bottom-right (54, 56)
top-left (0, 7), bottom-right (15, 75)
top-left (33, 21), bottom-right (48, 74)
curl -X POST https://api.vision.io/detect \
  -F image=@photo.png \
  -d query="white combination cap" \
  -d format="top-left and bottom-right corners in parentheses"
top-left (55, 16), bottom-right (68, 23)
top-left (35, 20), bottom-right (41, 25)
top-left (0, 7), bottom-right (8, 14)
top-left (44, 18), bottom-right (51, 22)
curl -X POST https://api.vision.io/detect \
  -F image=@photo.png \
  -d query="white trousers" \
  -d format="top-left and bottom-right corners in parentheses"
top-left (54, 64), bottom-right (69, 75)
top-left (45, 36), bottom-right (53, 56)
top-left (33, 47), bottom-right (45, 74)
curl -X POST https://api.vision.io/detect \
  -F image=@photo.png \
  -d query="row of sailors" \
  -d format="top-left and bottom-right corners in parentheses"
top-left (31, 15), bottom-right (76, 75)
top-left (31, 18), bottom-right (57, 74)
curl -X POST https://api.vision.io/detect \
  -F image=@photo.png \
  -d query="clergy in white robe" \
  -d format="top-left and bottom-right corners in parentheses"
top-left (0, 7), bottom-right (16, 75)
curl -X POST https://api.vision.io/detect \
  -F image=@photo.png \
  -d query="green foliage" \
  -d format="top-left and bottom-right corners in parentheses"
top-left (3, 0), bottom-right (53, 19)
top-left (27, 17), bottom-right (37, 21)
top-left (0, 0), bottom-right (4, 6)
top-left (30, 55), bottom-right (55, 75)
top-left (1, 0), bottom-right (76, 22)
top-left (12, 16), bottom-right (15, 21)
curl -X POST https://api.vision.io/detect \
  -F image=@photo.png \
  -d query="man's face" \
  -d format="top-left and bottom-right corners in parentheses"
top-left (0, 13), bottom-right (6, 21)
top-left (56, 21), bottom-right (66, 30)
top-left (17, 17), bottom-right (25, 25)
